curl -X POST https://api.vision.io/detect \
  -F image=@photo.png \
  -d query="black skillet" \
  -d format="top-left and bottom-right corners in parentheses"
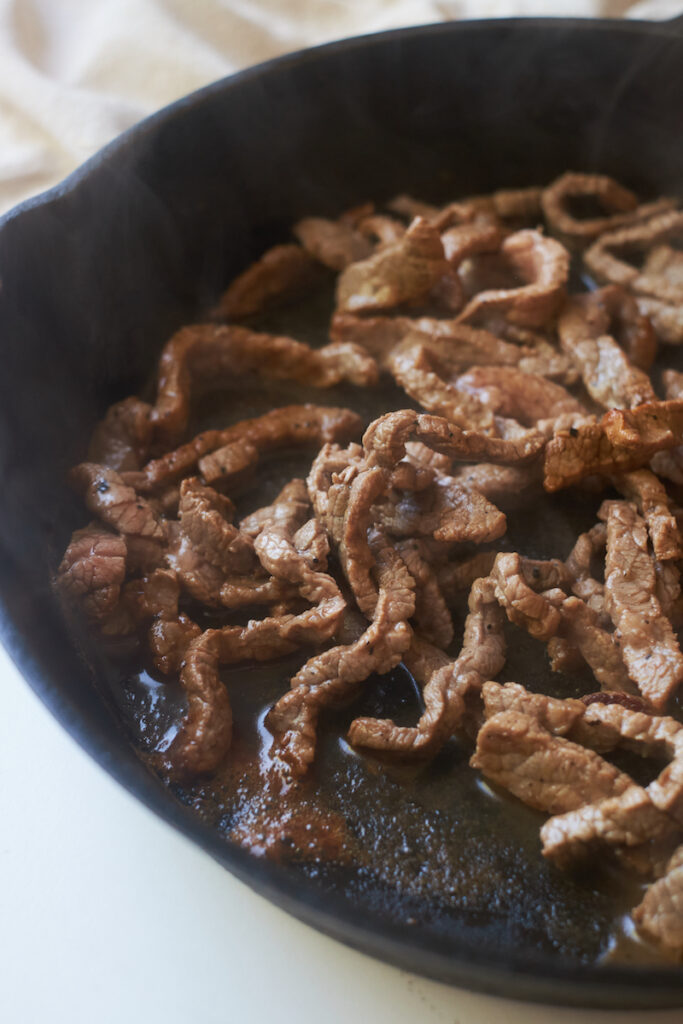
top-left (2, 16), bottom-right (683, 1009)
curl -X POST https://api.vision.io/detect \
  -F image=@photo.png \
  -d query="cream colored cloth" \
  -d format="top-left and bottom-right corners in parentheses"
top-left (0, 0), bottom-right (681, 214)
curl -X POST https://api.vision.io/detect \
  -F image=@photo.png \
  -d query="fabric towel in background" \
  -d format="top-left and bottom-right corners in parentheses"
top-left (0, 0), bottom-right (681, 215)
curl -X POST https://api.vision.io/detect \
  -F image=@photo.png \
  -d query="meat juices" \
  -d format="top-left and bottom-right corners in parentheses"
top-left (55, 174), bottom-right (683, 963)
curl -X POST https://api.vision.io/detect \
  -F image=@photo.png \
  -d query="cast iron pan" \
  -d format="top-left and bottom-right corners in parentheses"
top-left (2, 16), bottom-right (683, 1009)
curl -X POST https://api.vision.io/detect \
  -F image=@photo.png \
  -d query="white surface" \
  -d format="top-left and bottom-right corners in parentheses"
top-left (0, 642), bottom-right (681, 1024)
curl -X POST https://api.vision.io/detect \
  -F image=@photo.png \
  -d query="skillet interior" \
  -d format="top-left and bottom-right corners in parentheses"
top-left (2, 18), bottom-right (683, 1007)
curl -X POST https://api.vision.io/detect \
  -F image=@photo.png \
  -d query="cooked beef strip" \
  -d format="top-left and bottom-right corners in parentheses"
top-left (584, 209), bottom-right (683, 305)
top-left (293, 215), bottom-right (374, 270)
top-left (330, 313), bottom-right (576, 382)
top-left (363, 409), bottom-right (544, 471)
top-left (213, 243), bottom-right (323, 320)
top-left (558, 294), bottom-right (655, 409)
top-left (55, 523), bottom-right (127, 620)
top-left (455, 229), bottom-right (569, 329)
top-left (453, 365), bottom-right (586, 426)
top-left (633, 845), bottom-right (683, 958)
top-left (132, 405), bottom-right (362, 491)
top-left (178, 477), bottom-right (256, 574)
top-left (335, 217), bottom-right (450, 314)
top-left (636, 295), bottom-right (683, 346)
top-left (613, 469), bottom-right (682, 562)
top-left (540, 784), bottom-right (681, 875)
top-left (70, 464), bottom-right (166, 545)
top-left (543, 400), bottom-right (683, 492)
top-left (565, 521), bottom-right (608, 624)
top-left (601, 500), bottom-right (683, 709)
top-left (266, 538), bottom-right (415, 777)
top-left (348, 575), bottom-right (505, 759)
top-left (88, 397), bottom-right (154, 472)
top-left (394, 538), bottom-right (453, 648)
top-left (560, 596), bottom-right (634, 693)
top-left (169, 588), bottom-right (350, 775)
top-left (491, 552), bottom-right (568, 642)
top-left (148, 323), bottom-right (377, 447)
top-left (471, 710), bottom-right (633, 815)
top-left (540, 172), bottom-right (673, 244)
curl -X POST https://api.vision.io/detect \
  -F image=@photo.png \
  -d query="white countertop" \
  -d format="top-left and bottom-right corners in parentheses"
top-left (1, 641), bottom-right (681, 1024)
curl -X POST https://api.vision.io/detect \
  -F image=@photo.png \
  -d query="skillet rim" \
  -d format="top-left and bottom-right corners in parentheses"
top-left (2, 16), bottom-right (683, 1008)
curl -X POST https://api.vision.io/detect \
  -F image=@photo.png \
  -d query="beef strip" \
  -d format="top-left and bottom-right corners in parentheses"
top-left (565, 522), bottom-right (608, 623)
top-left (133, 405), bottom-right (362, 491)
top-left (560, 596), bottom-right (633, 693)
top-left (362, 409), bottom-right (544, 471)
top-left (213, 244), bottom-right (323, 320)
top-left (335, 218), bottom-right (450, 314)
top-left (453, 365), bottom-right (586, 426)
top-left (293, 215), bottom-right (374, 270)
top-left (558, 294), bottom-right (655, 409)
top-left (543, 400), bottom-right (683, 492)
top-left (540, 784), bottom-right (681, 875)
top-left (148, 323), bottom-right (377, 447)
top-left (394, 538), bottom-right (453, 648)
top-left (55, 523), bottom-right (127, 620)
top-left (178, 477), bottom-right (256, 574)
top-left (636, 296), bottom-right (683, 346)
top-left (266, 538), bottom-right (415, 777)
top-left (70, 464), bottom-right (166, 550)
top-left (613, 469), bottom-right (682, 562)
top-left (455, 230), bottom-right (569, 329)
top-left (541, 172), bottom-right (673, 244)
top-left (601, 500), bottom-right (683, 709)
top-left (88, 397), bottom-right (154, 472)
top-left (348, 575), bottom-right (505, 759)
top-left (330, 313), bottom-right (576, 382)
top-left (584, 209), bottom-right (683, 304)
top-left (491, 552), bottom-right (569, 642)
top-left (471, 710), bottom-right (633, 815)
top-left (633, 845), bottom-right (683, 958)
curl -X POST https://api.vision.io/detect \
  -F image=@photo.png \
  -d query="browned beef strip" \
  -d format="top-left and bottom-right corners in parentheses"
top-left (335, 217), bottom-right (450, 314)
top-left (55, 524), bottom-right (127, 620)
top-left (601, 500), bottom-right (683, 709)
top-left (471, 710), bottom-right (633, 815)
top-left (88, 397), bottom-right (154, 472)
top-left (330, 313), bottom-right (575, 382)
top-left (293, 216), bottom-right (373, 270)
top-left (540, 784), bottom-right (681, 874)
top-left (178, 477), bottom-right (256, 574)
top-left (584, 209), bottom-right (683, 304)
top-left (491, 552), bottom-right (568, 642)
top-left (560, 596), bottom-right (634, 693)
top-left (213, 244), bottom-right (323, 320)
top-left (455, 230), bottom-right (569, 329)
top-left (558, 293), bottom-right (655, 409)
top-left (633, 845), bottom-right (683, 958)
top-left (613, 469), bottom-right (682, 562)
top-left (543, 401), bottom-right (683, 492)
top-left (348, 575), bottom-right (505, 760)
top-left (266, 540), bottom-right (415, 777)
top-left (133, 405), bottom-right (362, 491)
top-left (564, 521), bottom-right (608, 623)
top-left (453, 365), bottom-right (585, 426)
top-left (394, 538), bottom-right (453, 648)
top-left (541, 172), bottom-right (673, 244)
top-left (148, 324), bottom-right (376, 447)
top-left (70, 464), bottom-right (166, 545)
top-left (363, 409), bottom-right (544, 471)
